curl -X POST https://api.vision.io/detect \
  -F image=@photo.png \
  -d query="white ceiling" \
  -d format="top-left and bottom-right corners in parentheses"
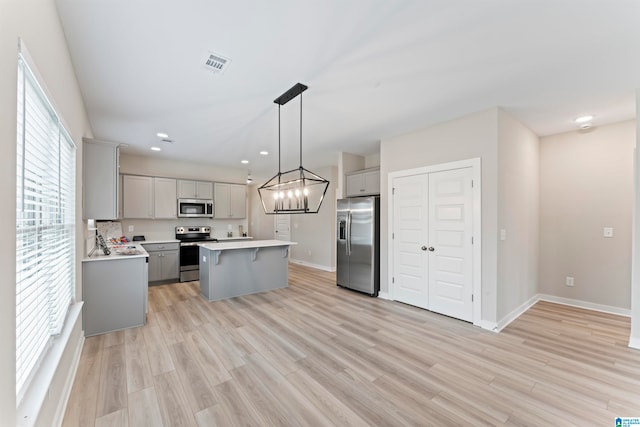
top-left (54, 0), bottom-right (640, 178)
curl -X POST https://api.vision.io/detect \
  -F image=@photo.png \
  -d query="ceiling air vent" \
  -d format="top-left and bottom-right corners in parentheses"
top-left (203, 52), bottom-right (230, 74)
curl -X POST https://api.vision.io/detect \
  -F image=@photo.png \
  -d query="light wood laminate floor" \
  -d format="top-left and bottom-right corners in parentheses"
top-left (63, 263), bottom-right (640, 426)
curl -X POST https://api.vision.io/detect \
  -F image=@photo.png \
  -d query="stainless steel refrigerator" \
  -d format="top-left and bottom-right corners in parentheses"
top-left (337, 196), bottom-right (380, 296)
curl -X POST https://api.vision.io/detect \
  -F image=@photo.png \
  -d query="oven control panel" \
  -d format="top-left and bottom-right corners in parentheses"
top-left (176, 226), bottom-right (211, 235)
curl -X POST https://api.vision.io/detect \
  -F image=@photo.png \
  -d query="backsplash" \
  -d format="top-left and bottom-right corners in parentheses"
top-left (118, 217), bottom-right (248, 241)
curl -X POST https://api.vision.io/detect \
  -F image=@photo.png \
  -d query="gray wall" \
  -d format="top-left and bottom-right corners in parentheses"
top-left (497, 110), bottom-right (540, 320)
top-left (1, 0), bottom-right (92, 423)
top-left (289, 166), bottom-right (338, 270)
top-left (381, 108), bottom-right (542, 326)
top-left (381, 108), bottom-right (500, 324)
top-left (632, 92), bottom-right (640, 347)
top-left (539, 120), bottom-right (635, 308)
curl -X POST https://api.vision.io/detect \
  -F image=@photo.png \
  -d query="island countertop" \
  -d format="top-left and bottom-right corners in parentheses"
top-left (198, 239), bottom-right (297, 251)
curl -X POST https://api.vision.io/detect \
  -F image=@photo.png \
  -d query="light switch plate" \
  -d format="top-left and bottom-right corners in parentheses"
top-left (500, 229), bottom-right (507, 241)
top-left (603, 227), bottom-right (614, 238)
top-left (128, 225), bottom-right (134, 232)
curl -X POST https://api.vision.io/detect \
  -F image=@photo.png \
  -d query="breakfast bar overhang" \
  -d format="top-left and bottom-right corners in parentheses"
top-left (198, 239), bottom-right (296, 301)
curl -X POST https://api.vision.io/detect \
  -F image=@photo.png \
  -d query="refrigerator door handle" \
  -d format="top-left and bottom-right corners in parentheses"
top-left (347, 211), bottom-right (352, 256)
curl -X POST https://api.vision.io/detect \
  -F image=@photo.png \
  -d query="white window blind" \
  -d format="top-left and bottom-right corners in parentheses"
top-left (16, 52), bottom-right (76, 400)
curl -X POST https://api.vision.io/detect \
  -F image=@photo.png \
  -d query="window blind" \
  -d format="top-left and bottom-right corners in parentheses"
top-left (16, 53), bottom-right (76, 401)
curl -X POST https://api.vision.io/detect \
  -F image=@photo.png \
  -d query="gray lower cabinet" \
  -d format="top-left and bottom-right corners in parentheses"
top-left (82, 257), bottom-right (148, 337)
top-left (143, 242), bottom-right (179, 283)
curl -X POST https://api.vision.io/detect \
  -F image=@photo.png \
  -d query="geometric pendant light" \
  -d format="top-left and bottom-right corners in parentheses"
top-left (258, 83), bottom-right (330, 214)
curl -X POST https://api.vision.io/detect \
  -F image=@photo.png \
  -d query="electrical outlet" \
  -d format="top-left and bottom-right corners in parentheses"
top-left (566, 276), bottom-right (574, 287)
top-left (128, 225), bottom-right (134, 232)
top-left (308, 250), bottom-right (312, 257)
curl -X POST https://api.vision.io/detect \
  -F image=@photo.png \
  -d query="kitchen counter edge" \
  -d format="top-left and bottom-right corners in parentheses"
top-left (82, 244), bottom-right (149, 262)
top-left (198, 239), bottom-right (296, 251)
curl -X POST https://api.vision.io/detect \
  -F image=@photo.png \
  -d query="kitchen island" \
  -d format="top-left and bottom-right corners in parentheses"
top-left (198, 240), bottom-right (296, 301)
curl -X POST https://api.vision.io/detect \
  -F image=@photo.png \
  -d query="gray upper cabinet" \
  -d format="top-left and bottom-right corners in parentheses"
top-left (122, 175), bottom-right (177, 219)
top-left (177, 179), bottom-right (213, 199)
top-left (154, 177), bottom-right (177, 218)
top-left (214, 183), bottom-right (246, 218)
top-left (123, 175), bottom-right (154, 218)
top-left (83, 139), bottom-right (119, 219)
top-left (346, 168), bottom-right (380, 197)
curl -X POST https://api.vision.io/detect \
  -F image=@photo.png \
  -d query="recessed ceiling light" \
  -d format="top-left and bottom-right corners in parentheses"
top-left (241, 160), bottom-right (249, 164)
top-left (260, 151), bottom-right (269, 156)
top-left (156, 132), bottom-right (169, 138)
top-left (574, 115), bottom-right (594, 124)
top-left (150, 146), bottom-right (162, 151)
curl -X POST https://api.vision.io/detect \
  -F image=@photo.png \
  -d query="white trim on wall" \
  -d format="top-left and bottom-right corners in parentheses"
top-left (494, 294), bottom-right (632, 333)
top-left (289, 258), bottom-right (336, 273)
top-left (387, 158), bottom-right (483, 328)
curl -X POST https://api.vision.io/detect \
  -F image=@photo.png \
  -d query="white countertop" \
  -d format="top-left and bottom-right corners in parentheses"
top-left (199, 239), bottom-right (296, 251)
top-left (215, 236), bottom-right (253, 241)
top-left (130, 237), bottom-right (252, 244)
top-left (137, 239), bottom-right (180, 245)
top-left (82, 244), bottom-right (149, 262)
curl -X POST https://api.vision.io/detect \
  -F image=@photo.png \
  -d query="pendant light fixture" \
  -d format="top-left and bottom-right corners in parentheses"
top-left (258, 83), bottom-right (330, 214)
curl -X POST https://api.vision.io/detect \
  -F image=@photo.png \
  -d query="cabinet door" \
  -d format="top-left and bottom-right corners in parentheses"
top-left (83, 140), bottom-right (119, 220)
top-left (154, 177), bottom-right (177, 218)
top-left (147, 252), bottom-right (163, 282)
top-left (123, 175), bottom-right (154, 218)
top-left (214, 183), bottom-right (231, 218)
top-left (229, 184), bottom-right (246, 218)
top-left (346, 173), bottom-right (365, 196)
top-left (196, 181), bottom-right (214, 199)
top-left (363, 170), bottom-right (380, 195)
top-left (346, 170), bottom-right (380, 196)
top-left (177, 180), bottom-right (197, 198)
top-left (161, 251), bottom-right (179, 280)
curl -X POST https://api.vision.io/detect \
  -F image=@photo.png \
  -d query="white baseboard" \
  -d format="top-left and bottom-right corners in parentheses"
top-left (495, 294), bottom-right (540, 332)
top-left (289, 258), bottom-right (335, 272)
top-left (629, 336), bottom-right (640, 350)
top-left (493, 294), bottom-right (630, 334)
top-left (538, 294), bottom-right (631, 317)
top-left (477, 320), bottom-right (498, 332)
top-left (377, 291), bottom-right (391, 300)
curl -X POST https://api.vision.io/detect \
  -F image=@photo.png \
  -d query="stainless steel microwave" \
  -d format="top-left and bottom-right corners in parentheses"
top-left (177, 198), bottom-right (214, 218)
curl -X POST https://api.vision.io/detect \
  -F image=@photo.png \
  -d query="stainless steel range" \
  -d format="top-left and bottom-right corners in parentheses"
top-left (176, 226), bottom-right (218, 282)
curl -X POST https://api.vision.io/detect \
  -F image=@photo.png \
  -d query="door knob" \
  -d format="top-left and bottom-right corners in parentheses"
top-left (421, 246), bottom-right (435, 251)
top-left (421, 246), bottom-right (427, 251)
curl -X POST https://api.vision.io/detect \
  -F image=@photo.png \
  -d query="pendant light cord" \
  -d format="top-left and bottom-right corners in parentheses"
top-left (299, 92), bottom-right (303, 168)
top-left (278, 104), bottom-right (281, 179)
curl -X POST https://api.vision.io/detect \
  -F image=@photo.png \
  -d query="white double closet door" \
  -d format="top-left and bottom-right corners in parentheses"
top-left (393, 167), bottom-right (474, 322)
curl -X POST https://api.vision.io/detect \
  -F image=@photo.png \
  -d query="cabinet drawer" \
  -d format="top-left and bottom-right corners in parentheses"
top-left (142, 242), bottom-right (179, 252)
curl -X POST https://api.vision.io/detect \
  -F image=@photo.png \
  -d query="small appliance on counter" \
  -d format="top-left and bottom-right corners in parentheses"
top-left (132, 235), bottom-right (146, 241)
